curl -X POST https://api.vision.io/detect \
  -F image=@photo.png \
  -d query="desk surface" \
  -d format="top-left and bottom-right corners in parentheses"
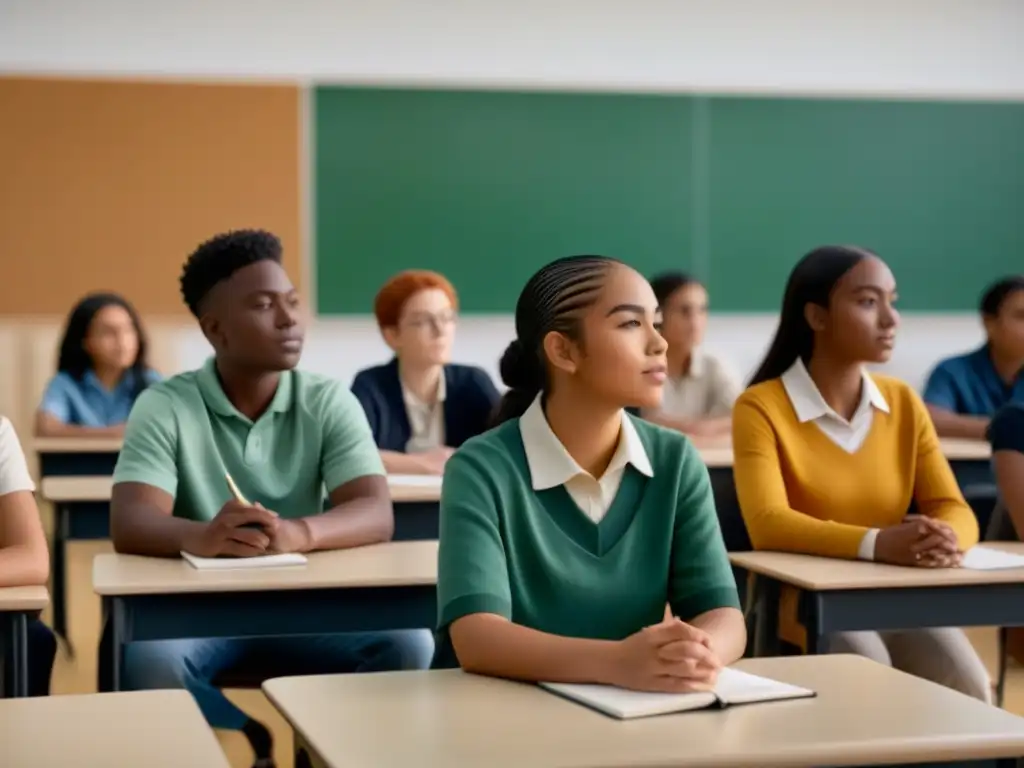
top-left (93, 539), bottom-right (438, 596)
top-left (34, 436), bottom-right (124, 453)
top-left (40, 474), bottom-right (443, 504)
top-left (0, 585), bottom-right (49, 612)
top-left (730, 542), bottom-right (1024, 590)
top-left (0, 690), bottom-right (230, 767)
top-left (33, 435), bottom-right (990, 477)
top-left (263, 654), bottom-right (1024, 768)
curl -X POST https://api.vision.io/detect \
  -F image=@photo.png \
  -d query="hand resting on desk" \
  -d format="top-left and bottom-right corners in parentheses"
top-left (609, 618), bottom-right (723, 694)
top-left (181, 500), bottom-right (279, 558)
top-left (876, 515), bottom-right (962, 568)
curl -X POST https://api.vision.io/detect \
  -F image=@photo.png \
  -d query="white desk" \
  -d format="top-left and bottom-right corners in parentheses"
top-left (0, 690), bottom-right (230, 767)
top-left (263, 654), bottom-right (1024, 767)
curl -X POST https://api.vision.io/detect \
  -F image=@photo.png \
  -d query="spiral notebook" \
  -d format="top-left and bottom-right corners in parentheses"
top-left (180, 552), bottom-right (308, 570)
top-left (541, 667), bottom-right (815, 720)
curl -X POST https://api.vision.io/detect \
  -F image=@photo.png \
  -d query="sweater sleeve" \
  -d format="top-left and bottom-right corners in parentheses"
top-left (908, 390), bottom-right (979, 548)
top-left (732, 392), bottom-right (870, 558)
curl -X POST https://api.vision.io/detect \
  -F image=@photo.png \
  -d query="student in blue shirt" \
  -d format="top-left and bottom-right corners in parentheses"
top-left (923, 277), bottom-right (1024, 439)
top-left (352, 270), bottom-right (500, 475)
top-left (36, 293), bottom-right (161, 437)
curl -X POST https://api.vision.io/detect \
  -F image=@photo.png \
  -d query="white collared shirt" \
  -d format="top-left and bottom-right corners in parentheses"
top-left (518, 395), bottom-right (653, 523)
top-left (403, 375), bottom-right (446, 453)
top-left (0, 417), bottom-right (35, 496)
top-left (780, 359), bottom-right (890, 560)
top-left (656, 350), bottom-right (741, 421)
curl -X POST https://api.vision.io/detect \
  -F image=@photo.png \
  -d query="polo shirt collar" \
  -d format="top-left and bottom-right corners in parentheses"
top-left (197, 357), bottom-right (293, 421)
top-left (518, 393), bottom-right (653, 490)
top-left (781, 358), bottom-right (889, 424)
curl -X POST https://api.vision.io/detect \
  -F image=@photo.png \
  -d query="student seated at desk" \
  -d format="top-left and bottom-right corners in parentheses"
top-left (109, 230), bottom-right (433, 768)
top-left (733, 245), bottom-right (990, 702)
top-left (0, 416), bottom-right (56, 696)
top-left (352, 270), bottom-right (500, 475)
top-left (641, 272), bottom-right (740, 438)
top-left (990, 403), bottom-right (1024, 532)
top-left (436, 255), bottom-right (746, 690)
top-left (923, 276), bottom-right (1024, 440)
top-left (36, 293), bottom-right (160, 438)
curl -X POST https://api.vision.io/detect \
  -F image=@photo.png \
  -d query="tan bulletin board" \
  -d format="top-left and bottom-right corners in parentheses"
top-left (0, 77), bottom-right (302, 316)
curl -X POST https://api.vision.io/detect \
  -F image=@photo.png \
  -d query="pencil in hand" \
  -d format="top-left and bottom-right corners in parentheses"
top-left (225, 473), bottom-right (251, 506)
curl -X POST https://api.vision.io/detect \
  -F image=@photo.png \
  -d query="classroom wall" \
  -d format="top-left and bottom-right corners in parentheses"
top-left (0, 0), bottom-right (1017, 429)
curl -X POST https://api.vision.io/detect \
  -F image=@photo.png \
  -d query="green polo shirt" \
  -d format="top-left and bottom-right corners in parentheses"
top-left (434, 411), bottom-right (740, 668)
top-left (113, 358), bottom-right (384, 520)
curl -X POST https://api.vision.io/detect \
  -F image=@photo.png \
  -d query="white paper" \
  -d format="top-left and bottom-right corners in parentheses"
top-left (180, 551), bottom-right (308, 570)
top-left (387, 474), bottom-right (443, 488)
top-left (960, 546), bottom-right (1024, 571)
top-left (540, 668), bottom-right (813, 719)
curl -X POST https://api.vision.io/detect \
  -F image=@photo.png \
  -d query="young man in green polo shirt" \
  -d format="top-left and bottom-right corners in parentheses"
top-left (110, 230), bottom-right (433, 768)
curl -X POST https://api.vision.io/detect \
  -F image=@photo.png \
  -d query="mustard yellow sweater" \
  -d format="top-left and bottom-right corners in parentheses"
top-left (733, 375), bottom-right (978, 559)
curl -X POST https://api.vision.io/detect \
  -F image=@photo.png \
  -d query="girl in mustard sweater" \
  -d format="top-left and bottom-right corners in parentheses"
top-left (733, 245), bottom-right (991, 702)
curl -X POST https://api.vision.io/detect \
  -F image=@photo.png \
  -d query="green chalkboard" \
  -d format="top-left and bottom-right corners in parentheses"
top-left (314, 87), bottom-right (1024, 314)
top-left (706, 97), bottom-right (1024, 311)
top-left (315, 87), bottom-right (694, 314)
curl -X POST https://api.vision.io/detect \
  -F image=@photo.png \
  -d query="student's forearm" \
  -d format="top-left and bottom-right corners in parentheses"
top-left (380, 450), bottom-right (431, 474)
top-left (111, 507), bottom-right (205, 557)
top-left (303, 498), bottom-right (394, 551)
top-left (450, 613), bottom-right (619, 684)
top-left (925, 406), bottom-right (989, 440)
top-left (690, 607), bottom-right (747, 665)
top-left (0, 546), bottom-right (49, 587)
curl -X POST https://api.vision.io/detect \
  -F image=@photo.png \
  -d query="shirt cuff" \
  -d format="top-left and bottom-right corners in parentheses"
top-left (858, 528), bottom-right (880, 561)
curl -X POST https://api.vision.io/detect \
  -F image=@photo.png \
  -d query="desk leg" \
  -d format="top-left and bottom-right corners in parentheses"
top-left (6, 613), bottom-right (28, 698)
top-left (51, 503), bottom-right (72, 656)
top-left (105, 597), bottom-right (131, 692)
top-left (754, 578), bottom-right (781, 657)
top-left (804, 592), bottom-right (828, 655)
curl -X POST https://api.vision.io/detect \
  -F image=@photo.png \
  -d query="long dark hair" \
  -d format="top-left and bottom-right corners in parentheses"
top-left (748, 246), bottom-right (874, 387)
top-left (492, 255), bottom-right (620, 426)
top-left (57, 292), bottom-right (151, 398)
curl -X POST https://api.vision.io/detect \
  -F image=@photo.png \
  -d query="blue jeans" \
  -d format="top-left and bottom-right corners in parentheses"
top-left (123, 630), bottom-right (434, 730)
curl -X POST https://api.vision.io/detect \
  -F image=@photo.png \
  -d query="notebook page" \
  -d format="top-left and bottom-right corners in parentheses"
top-left (961, 546), bottom-right (1024, 571)
top-left (387, 475), bottom-right (443, 488)
top-left (180, 552), bottom-right (308, 570)
top-left (539, 682), bottom-right (716, 719)
top-left (712, 667), bottom-right (815, 705)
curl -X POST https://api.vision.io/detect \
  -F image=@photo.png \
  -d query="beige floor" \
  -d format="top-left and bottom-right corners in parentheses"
top-left (49, 540), bottom-right (1024, 768)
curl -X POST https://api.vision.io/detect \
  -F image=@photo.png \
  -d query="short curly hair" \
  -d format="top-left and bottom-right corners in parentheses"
top-left (180, 229), bottom-right (283, 317)
top-left (374, 270), bottom-right (458, 329)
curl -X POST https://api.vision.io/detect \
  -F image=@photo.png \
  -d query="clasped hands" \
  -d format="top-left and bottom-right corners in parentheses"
top-left (183, 500), bottom-right (311, 558)
top-left (875, 514), bottom-right (962, 568)
top-left (609, 617), bottom-right (722, 693)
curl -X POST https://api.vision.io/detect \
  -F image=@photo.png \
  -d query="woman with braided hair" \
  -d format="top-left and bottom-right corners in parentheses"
top-left (434, 255), bottom-right (745, 691)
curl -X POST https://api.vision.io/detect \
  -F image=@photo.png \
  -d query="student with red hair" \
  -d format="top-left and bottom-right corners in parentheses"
top-left (352, 270), bottom-right (500, 475)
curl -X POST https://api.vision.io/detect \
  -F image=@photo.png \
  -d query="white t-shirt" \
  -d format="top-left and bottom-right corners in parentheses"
top-left (0, 417), bottom-right (35, 496)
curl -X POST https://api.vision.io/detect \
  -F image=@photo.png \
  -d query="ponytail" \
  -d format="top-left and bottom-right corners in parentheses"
top-left (490, 255), bottom-right (620, 426)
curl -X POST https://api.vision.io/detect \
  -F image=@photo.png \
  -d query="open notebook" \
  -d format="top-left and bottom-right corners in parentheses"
top-left (541, 667), bottom-right (815, 720)
top-left (180, 552), bottom-right (308, 570)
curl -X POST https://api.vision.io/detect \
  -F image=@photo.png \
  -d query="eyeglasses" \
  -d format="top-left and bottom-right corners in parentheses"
top-left (405, 313), bottom-right (457, 333)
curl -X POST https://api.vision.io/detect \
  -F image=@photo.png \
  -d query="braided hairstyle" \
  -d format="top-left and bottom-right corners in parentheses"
top-left (493, 255), bottom-right (622, 425)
